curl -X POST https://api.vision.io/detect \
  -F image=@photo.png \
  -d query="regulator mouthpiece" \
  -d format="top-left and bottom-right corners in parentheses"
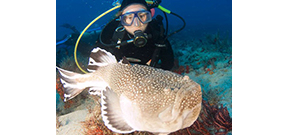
top-left (133, 30), bottom-right (147, 47)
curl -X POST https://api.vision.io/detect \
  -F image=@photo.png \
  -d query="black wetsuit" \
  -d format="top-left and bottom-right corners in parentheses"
top-left (93, 17), bottom-right (174, 70)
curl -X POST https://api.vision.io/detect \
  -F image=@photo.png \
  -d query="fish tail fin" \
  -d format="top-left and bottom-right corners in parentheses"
top-left (87, 47), bottom-right (117, 72)
top-left (57, 67), bottom-right (108, 102)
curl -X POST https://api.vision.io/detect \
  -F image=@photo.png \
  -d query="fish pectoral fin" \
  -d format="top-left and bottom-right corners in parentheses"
top-left (101, 87), bottom-right (135, 133)
top-left (57, 67), bottom-right (108, 102)
top-left (87, 47), bottom-right (117, 72)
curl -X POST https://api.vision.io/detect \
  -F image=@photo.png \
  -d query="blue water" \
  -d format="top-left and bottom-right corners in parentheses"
top-left (56, 0), bottom-right (232, 40)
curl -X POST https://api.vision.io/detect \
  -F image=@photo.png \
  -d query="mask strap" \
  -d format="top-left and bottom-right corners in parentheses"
top-left (150, 8), bottom-right (155, 17)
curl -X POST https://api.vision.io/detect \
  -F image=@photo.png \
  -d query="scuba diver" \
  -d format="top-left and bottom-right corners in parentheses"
top-left (69, 0), bottom-right (186, 73)
top-left (93, 0), bottom-right (175, 70)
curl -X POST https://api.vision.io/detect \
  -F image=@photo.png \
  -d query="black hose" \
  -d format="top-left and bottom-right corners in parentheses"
top-left (163, 11), bottom-right (168, 37)
top-left (99, 31), bottom-right (118, 47)
top-left (163, 12), bottom-right (186, 41)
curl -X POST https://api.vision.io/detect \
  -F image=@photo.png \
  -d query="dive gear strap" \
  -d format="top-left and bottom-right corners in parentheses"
top-left (150, 43), bottom-right (166, 67)
top-left (112, 24), bottom-right (126, 46)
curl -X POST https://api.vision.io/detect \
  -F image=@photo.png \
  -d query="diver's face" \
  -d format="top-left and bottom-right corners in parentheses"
top-left (122, 4), bottom-right (148, 35)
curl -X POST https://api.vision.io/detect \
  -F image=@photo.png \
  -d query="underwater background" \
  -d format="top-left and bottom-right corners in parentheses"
top-left (56, 0), bottom-right (232, 134)
top-left (57, 0), bottom-right (232, 39)
top-left (3, 0), bottom-right (288, 135)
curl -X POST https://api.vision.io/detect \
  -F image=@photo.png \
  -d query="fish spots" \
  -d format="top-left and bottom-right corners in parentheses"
top-left (96, 61), bottom-right (201, 132)
top-left (163, 88), bottom-right (171, 95)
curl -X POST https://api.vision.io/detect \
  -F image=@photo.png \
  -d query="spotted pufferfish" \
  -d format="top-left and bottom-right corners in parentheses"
top-left (57, 47), bottom-right (202, 135)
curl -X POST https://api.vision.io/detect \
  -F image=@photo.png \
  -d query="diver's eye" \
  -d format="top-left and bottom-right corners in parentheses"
top-left (138, 13), bottom-right (146, 18)
top-left (138, 13), bottom-right (147, 21)
top-left (123, 14), bottom-right (134, 24)
top-left (127, 16), bottom-right (133, 20)
top-left (126, 14), bottom-right (134, 19)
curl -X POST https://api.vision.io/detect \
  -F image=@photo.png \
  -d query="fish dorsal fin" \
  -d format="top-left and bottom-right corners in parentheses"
top-left (119, 56), bottom-right (131, 65)
top-left (87, 47), bottom-right (117, 72)
top-left (101, 87), bottom-right (135, 133)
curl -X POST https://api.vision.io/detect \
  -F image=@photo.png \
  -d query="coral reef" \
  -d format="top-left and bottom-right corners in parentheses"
top-left (171, 32), bottom-right (232, 116)
top-left (83, 113), bottom-right (113, 135)
top-left (172, 64), bottom-right (193, 75)
top-left (191, 100), bottom-right (232, 135)
top-left (58, 55), bottom-right (88, 73)
top-left (171, 32), bottom-right (232, 70)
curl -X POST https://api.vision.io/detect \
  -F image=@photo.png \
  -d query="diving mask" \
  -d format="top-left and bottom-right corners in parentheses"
top-left (120, 10), bottom-right (152, 26)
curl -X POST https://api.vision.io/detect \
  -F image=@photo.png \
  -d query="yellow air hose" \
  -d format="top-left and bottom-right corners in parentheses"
top-left (74, 5), bottom-right (121, 74)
